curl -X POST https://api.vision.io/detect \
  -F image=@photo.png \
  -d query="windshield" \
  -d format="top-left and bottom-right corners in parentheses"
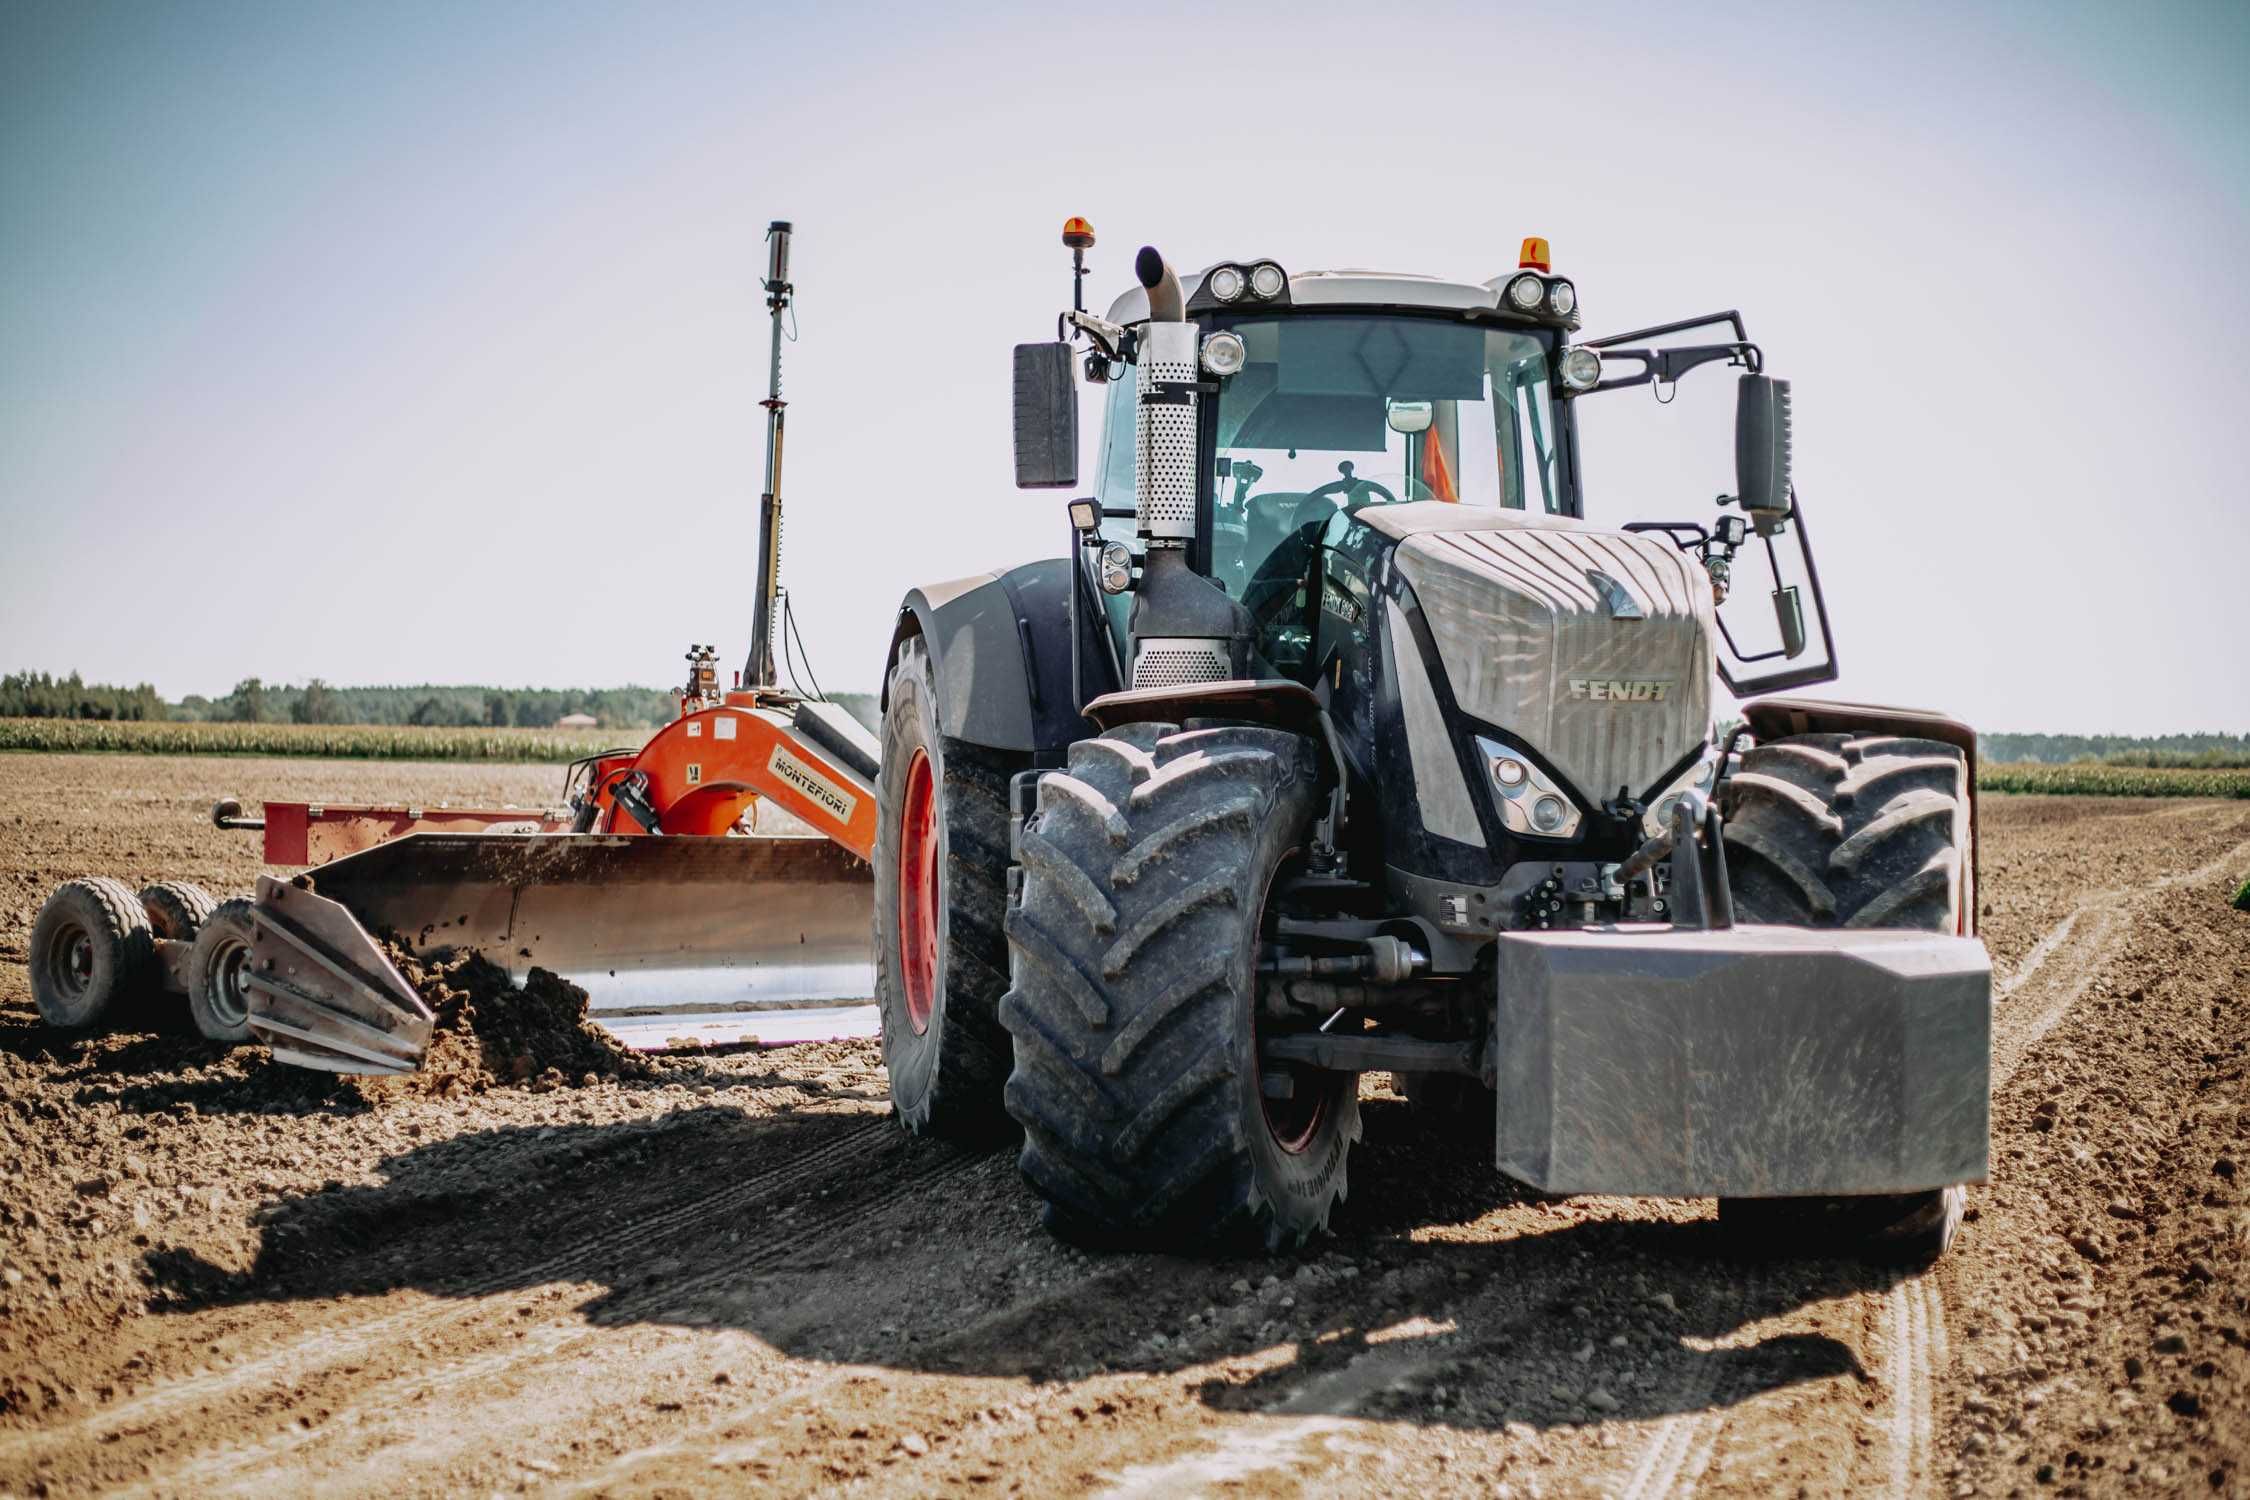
top-left (1208, 316), bottom-right (1561, 601)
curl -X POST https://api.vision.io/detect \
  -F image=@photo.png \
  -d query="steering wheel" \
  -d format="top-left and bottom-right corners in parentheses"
top-left (1295, 461), bottom-right (1396, 528)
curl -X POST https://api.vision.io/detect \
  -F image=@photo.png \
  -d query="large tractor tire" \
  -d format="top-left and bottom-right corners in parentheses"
top-left (1001, 722), bottom-right (1359, 1251)
top-left (29, 877), bottom-right (158, 1029)
top-left (873, 635), bottom-right (1020, 1140)
top-left (185, 898), bottom-right (259, 1045)
top-left (1719, 730), bottom-right (1973, 1263)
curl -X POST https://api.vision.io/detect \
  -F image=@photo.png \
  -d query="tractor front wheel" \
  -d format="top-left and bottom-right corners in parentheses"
top-left (873, 635), bottom-right (1019, 1140)
top-left (1001, 722), bottom-right (1358, 1251)
top-left (1719, 729), bottom-right (1975, 1264)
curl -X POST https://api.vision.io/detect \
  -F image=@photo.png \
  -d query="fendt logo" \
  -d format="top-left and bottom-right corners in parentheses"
top-left (1568, 678), bottom-right (1675, 703)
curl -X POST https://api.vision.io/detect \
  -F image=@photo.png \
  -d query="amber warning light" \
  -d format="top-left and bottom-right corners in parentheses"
top-left (1519, 236), bottom-right (1552, 272)
top-left (1063, 217), bottom-right (1096, 312)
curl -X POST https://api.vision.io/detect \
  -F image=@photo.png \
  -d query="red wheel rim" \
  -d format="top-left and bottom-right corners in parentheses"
top-left (1252, 862), bottom-right (1326, 1155)
top-left (897, 747), bottom-right (941, 1036)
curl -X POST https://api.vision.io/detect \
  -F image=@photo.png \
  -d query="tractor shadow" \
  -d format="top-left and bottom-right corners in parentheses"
top-left (140, 1095), bottom-right (1896, 1435)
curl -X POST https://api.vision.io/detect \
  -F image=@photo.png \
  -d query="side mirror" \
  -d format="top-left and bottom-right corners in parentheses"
top-left (1734, 373), bottom-right (1793, 533)
top-left (1012, 341), bottom-right (1078, 489)
top-left (1773, 584), bottom-right (1807, 658)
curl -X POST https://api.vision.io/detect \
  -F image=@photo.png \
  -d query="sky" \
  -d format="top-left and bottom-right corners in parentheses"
top-left (3, 0), bottom-right (2246, 733)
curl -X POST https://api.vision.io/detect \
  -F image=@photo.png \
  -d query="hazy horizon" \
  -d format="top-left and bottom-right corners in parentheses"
top-left (5, 0), bottom-right (2247, 735)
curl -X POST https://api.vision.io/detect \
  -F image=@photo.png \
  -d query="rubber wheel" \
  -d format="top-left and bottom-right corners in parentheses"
top-left (873, 635), bottom-right (1021, 1139)
top-left (1001, 721), bottom-right (1359, 1251)
top-left (1718, 731), bottom-right (1974, 1262)
top-left (139, 881), bottom-right (218, 942)
top-left (184, 898), bottom-right (259, 1045)
top-left (28, 877), bottom-right (157, 1029)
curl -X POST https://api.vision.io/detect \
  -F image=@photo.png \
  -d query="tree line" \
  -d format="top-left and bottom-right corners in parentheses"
top-left (0, 672), bottom-right (168, 721)
top-left (1978, 731), bottom-right (2250, 768)
top-left (9, 671), bottom-right (2230, 758)
top-left (4, 672), bottom-right (880, 733)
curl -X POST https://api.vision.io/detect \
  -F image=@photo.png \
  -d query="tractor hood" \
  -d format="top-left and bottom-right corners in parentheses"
top-left (1374, 502), bottom-right (1715, 807)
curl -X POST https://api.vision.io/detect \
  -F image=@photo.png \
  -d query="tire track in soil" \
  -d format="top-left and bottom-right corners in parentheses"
top-left (1610, 1265), bottom-right (1772, 1500)
top-left (1990, 834), bottom-right (2250, 1084)
top-left (1610, 818), bottom-right (2250, 1499)
top-left (125, 1146), bottom-right (997, 1495)
top-left (1883, 1271), bottom-right (1944, 1498)
top-left (545, 1251), bottom-right (1212, 1498)
top-left (2, 1114), bottom-right (892, 1474)
top-left (1092, 1327), bottom-right (1458, 1497)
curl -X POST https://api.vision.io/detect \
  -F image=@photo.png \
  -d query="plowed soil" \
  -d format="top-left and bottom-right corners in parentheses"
top-left (2, 752), bottom-right (2245, 1498)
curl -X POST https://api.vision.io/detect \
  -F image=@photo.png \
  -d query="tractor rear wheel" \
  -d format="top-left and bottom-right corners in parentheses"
top-left (29, 877), bottom-right (157, 1029)
top-left (1719, 730), bottom-right (1974, 1263)
top-left (185, 898), bottom-right (259, 1045)
top-left (1001, 722), bottom-right (1358, 1251)
top-left (139, 880), bottom-right (218, 942)
top-left (873, 635), bottom-right (1019, 1140)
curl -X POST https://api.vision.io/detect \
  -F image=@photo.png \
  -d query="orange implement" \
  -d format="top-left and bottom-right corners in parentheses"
top-left (578, 694), bottom-right (877, 858)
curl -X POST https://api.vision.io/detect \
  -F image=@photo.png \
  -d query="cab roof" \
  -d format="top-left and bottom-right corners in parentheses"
top-left (1103, 266), bottom-right (1527, 325)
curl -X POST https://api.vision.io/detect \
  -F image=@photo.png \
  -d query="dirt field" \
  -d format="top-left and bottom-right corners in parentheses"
top-left (2, 753), bottom-right (2245, 1498)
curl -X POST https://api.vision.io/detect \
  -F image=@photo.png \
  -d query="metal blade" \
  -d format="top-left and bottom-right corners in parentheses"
top-left (245, 874), bottom-right (436, 1075)
top-left (301, 833), bottom-right (875, 1016)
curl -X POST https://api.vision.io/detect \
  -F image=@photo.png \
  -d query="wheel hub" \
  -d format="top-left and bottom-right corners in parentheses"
top-left (49, 925), bottom-right (93, 1000)
top-left (209, 937), bottom-right (253, 1028)
top-left (897, 747), bottom-right (941, 1036)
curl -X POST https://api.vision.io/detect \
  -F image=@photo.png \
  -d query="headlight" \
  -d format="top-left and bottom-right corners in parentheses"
top-left (1505, 273), bottom-right (1546, 312)
top-left (1476, 736), bottom-right (1582, 839)
top-left (1098, 542), bottom-right (1134, 594)
top-left (1248, 261), bottom-right (1287, 299)
top-left (1206, 265), bottom-right (1247, 303)
top-left (1546, 279), bottom-right (1576, 318)
top-left (1557, 346), bottom-right (1603, 391)
top-left (1200, 330), bottom-right (1248, 377)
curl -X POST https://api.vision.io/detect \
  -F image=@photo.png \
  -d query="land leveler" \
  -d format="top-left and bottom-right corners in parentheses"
top-left (28, 221), bottom-right (885, 1068)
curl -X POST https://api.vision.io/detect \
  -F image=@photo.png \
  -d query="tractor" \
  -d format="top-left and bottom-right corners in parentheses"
top-left (873, 224), bottom-right (1989, 1261)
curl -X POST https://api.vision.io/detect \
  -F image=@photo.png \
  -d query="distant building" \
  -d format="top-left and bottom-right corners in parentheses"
top-left (555, 712), bottom-right (599, 729)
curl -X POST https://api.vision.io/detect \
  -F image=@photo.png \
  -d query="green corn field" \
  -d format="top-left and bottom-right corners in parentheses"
top-left (5, 719), bottom-right (2247, 796)
top-left (1976, 762), bottom-right (2250, 799)
top-left (0, 717), bottom-right (647, 762)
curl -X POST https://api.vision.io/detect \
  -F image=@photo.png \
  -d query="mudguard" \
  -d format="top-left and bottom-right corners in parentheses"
top-left (887, 558), bottom-right (1095, 753)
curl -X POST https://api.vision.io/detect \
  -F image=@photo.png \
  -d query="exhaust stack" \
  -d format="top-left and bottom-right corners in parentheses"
top-left (1127, 244), bottom-right (1237, 688)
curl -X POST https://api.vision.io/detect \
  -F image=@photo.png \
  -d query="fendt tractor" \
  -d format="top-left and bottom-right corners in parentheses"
top-left (874, 222), bottom-right (1990, 1261)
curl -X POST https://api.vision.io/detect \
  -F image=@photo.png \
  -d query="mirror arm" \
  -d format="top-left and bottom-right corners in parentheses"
top-left (1582, 309), bottom-right (1751, 348)
top-left (1712, 489), bottom-right (1844, 695)
top-left (1579, 341), bottom-right (1760, 395)
top-left (1061, 309), bottom-right (1129, 362)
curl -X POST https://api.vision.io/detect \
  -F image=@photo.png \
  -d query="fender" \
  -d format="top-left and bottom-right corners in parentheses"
top-left (885, 558), bottom-right (1089, 754)
top-left (1740, 696), bottom-right (1980, 936)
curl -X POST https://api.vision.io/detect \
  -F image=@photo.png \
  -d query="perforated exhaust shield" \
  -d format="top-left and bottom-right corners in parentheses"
top-left (1493, 923), bottom-right (1990, 1197)
top-left (1135, 321), bottom-right (1199, 541)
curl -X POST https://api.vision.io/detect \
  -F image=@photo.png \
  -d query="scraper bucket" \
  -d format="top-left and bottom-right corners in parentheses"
top-left (247, 833), bottom-right (875, 1074)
